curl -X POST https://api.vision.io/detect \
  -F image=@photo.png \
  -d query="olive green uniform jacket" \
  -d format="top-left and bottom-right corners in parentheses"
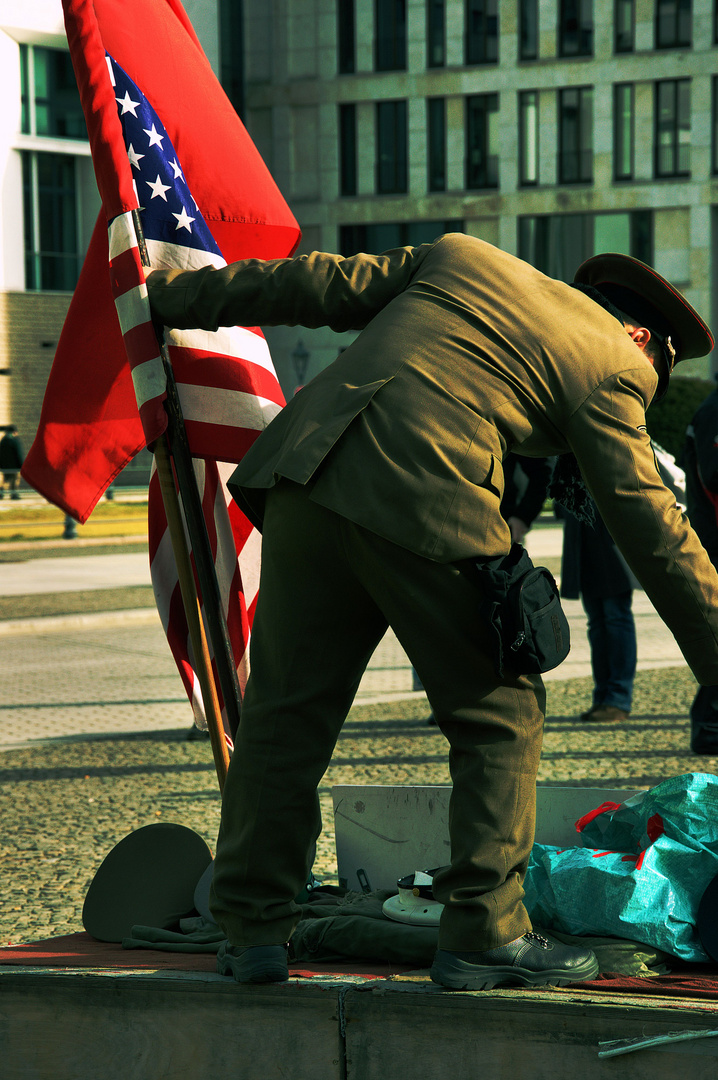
top-left (148, 233), bottom-right (718, 684)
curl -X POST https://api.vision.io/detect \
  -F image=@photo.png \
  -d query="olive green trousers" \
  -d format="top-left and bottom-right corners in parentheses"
top-left (210, 479), bottom-right (546, 952)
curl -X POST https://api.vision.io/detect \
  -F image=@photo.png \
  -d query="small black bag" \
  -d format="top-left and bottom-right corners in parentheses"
top-left (463, 544), bottom-right (570, 677)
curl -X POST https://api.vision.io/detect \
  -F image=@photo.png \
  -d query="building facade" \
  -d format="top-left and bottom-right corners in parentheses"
top-left (0, 2), bottom-right (99, 439)
top-left (239, 0), bottom-right (718, 389)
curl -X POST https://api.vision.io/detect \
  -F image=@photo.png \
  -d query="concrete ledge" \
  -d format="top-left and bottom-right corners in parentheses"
top-left (2, 965), bottom-right (718, 1080)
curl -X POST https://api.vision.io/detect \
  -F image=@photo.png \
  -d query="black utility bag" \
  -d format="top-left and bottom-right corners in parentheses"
top-left (463, 544), bottom-right (570, 678)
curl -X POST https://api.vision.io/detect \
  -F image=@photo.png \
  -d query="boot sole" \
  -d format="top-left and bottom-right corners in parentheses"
top-left (430, 952), bottom-right (599, 990)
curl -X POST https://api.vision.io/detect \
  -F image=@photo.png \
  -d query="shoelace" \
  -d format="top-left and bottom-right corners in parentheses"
top-left (524, 930), bottom-right (551, 948)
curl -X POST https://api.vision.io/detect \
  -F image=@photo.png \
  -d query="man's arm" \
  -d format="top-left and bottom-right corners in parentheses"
top-left (146, 244), bottom-right (433, 333)
top-left (566, 369), bottom-right (718, 685)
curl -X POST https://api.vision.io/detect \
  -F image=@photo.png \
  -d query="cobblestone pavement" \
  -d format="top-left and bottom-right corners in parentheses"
top-left (0, 525), bottom-right (711, 946)
top-left (0, 665), bottom-right (712, 946)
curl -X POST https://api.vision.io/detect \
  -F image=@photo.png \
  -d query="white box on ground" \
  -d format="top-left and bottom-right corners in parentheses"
top-left (332, 784), bottom-right (643, 893)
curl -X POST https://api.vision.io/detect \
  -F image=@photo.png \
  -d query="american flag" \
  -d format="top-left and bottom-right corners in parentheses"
top-left (107, 54), bottom-right (284, 739)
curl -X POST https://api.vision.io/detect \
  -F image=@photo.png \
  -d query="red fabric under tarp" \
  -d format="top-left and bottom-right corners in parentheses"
top-left (0, 932), bottom-right (412, 979)
top-left (580, 968), bottom-right (718, 1000)
top-left (3, 933), bottom-right (718, 997)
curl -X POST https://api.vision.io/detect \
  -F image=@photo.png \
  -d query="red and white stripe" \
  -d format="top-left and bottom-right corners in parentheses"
top-left (108, 217), bottom-right (285, 461)
top-left (108, 211), bottom-right (283, 738)
top-left (148, 459), bottom-right (259, 744)
top-left (108, 212), bottom-right (167, 445)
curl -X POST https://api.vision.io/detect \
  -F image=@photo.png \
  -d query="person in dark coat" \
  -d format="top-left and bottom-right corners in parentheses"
top-left (681, 385), bottom-right (718, 753)
top-left (0, 425), bottom-right (24, 499)
top-left (501, 454), bottom-right (555, 546)
top-left (559, 504), bottom-right (637, 723)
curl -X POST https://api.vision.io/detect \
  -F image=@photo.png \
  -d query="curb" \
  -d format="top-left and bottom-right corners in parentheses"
top-left (0, 607), bottom-right (159, 637)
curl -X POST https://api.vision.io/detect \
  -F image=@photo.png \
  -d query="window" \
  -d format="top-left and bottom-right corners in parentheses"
top-left (518, 211), bottom-right (652, 281)
top-left (613, 83), bottom-right (634, 180)
top-left (466, 0), bottom-right (499, 64)
top-left (614, 0), bottom-right (635, 51)
top-left (338, 0), bottom-right (356, 73)
top-left (20, 44), bottom-right (86, 138)
top-left (558, 0), bottom-right (594, 56)
top-left (519, 91), bottom-right (539, 185)
top-left (219, 0), bottom-right (245, 117)
top-left (375, 0), bottom-right (406, 71)
top-left (558, 87), bottom-right (593, 183)
top-left (656, 0), bottom-right (691, 47)
top-left (519, 0), bottom-right (539, 58)
top-left (340, 220), bottom-right (464, 255)
top-left (427, 0), bottom-right (446, 66)
top-left (466, 94), bottom-right (499, 189)
top-left (20, 45), bottom-right (91, 292)
top-left (713, 77), bottom-right (718, 174)
top-left (376, 101), bottom-right (407, 193)
top-left (427, 98), bottom-right (446, 191)
top-left (654, 79), bottom-right (690, 177)
top-left (22, 152), bottom-right (81, 291)
top-left (339, 105), bottom-right (357, 195)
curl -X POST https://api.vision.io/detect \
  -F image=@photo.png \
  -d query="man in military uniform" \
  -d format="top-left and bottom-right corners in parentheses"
top-left (148, 235), bottom-right (718, 990)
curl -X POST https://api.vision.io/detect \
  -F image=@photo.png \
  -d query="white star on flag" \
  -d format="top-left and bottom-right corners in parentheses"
top-left (146, 174), bottom-right (171, 201)
top-left (127, 144), bottom-right (144, 169)
top-left (143, 123), bottom-right (164, 148)
top-left (172, 206), bottom-right (195, 231)
top-left (116, 90), bottom-right (140, 115)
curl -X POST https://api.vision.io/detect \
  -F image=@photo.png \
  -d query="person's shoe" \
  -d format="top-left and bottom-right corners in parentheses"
top-left (582, 705), bottom-right (628, 723)
top-left (430, 931), bottom-right (599, 990)
top-left (217, 942), bottom-right (289, 984)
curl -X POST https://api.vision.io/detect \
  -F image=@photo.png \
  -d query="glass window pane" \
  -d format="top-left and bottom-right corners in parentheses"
top-left (518, 210), bottom-right (652, 279)
top-left (339, 104), bottom-right (357, 196)
top-left (427, 0), bottom-right (446, 66)
top-left (614, 83), bottom-right (634, 179)
top-left (20, 44), bottom-right (29, 134)
top-left (615, 0), bottom-right (634, 50)
top-left (428, 98), bottom-right (446, 191)
top-left (519, 0), bottom-right (539, 58)
top-left (466, 0), bottom-right (499, 64)
top-left (519, 91), bottom-right (539, 184)
top-left (376, 101), bottom-right (407, 193)
top-left (559, 0), bottom-right (594, 56)
top-left (23, 151), bottom-right (80, 291)
top-left (375, 0), bottom-right (406, 71)
top-left (559, 86), bottom-right (592, 182)
top-left (593, 212), bottom-right (631, 254)
top-left (29, 47), bottom-right (86, 138)
top-left (466, 94), bottom-right (499, 189)
top-left (338, 0), bottom-right (356, 74)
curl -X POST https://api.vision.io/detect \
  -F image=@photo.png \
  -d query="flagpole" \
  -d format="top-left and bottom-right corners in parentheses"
top-left (158, 347), bottom-right (244, 740)
top-left (131, 211), bottom-right (244, 748)
top-left (154, 438), bottom-right (230, 791)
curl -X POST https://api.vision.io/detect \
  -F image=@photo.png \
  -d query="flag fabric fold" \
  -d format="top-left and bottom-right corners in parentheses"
top-left (23, 0), bottom-right (299, 522)
top-left (23, 0), bottom-right (300, 738)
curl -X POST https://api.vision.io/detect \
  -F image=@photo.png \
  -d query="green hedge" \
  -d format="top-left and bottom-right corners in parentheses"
top-left (646, 375), bottom-right (715, 459)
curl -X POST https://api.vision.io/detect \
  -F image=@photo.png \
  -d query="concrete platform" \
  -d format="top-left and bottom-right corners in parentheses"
top-left (2, 963), bottom-right (718, 1079)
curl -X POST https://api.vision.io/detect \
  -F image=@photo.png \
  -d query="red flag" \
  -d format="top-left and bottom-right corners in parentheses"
top-left (22, 0), bottom-right (300, 740)
top-left (22, 0), bottom-right (299, 522)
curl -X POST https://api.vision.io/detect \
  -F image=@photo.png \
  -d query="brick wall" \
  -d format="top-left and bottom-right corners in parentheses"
top-left (0, 291), bottom-right (72, 449)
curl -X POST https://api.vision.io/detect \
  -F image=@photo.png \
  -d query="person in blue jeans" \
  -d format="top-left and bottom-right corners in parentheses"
top-left (559, 503), bottom-right (637, 722)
